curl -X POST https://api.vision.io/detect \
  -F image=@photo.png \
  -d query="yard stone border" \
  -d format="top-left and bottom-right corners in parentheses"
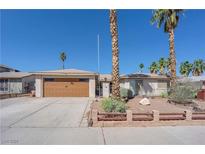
top-left (90, 109), bottom-right (205, 127)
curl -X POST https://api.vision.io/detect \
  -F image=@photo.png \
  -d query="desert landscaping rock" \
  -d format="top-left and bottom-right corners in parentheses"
top-left (139, 98), bottom-right (151, 106)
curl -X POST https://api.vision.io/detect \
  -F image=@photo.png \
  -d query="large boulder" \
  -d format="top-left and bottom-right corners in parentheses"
top-left (139, 98), bottom-right (151, 106)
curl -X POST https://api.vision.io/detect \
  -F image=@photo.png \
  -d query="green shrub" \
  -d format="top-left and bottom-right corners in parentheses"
top-left (101, 97), bottom-right (126, 113)
top-left (101, 98), bottom-right (114, 112)
top-left (160, 92), bottom-right (168, 98)
top-left (120, 88), bottom-right (133, 99)
top-left (120, 88), bottom-right (128, 98)
top-left (169, 84), bottom-right (197, 104)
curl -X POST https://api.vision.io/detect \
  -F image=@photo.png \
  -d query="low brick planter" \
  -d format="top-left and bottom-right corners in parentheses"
top-left (0, 93), bottom-right (30, 99)
top-left (90, 109), bottom-right (205, 127)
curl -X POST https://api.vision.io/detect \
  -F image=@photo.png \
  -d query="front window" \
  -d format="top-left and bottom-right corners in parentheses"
top-left (0, 79), bottom-right (8, 92)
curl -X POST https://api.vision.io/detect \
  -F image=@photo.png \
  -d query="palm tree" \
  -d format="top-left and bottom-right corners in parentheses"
top-left (192, 59), bottom-right (205, 76)
top-left (149, 62), bottom-right (159, 74)
top-left (180, 61), bottom-right (193, 77)
top-left (158, 58), bottom-right (167, 75)
top-left (166, 58), bottom-right (171, 75)
top-left (151, 9), bottom-right (184, 87)
top-left (110, 9), bottom-right (120, 98)
top-left (60, 52), bottom-right (67, 69)
top-left (139, 63), bottom-right (144, 73)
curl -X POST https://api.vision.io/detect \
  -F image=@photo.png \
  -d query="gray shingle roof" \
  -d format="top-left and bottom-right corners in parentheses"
top-left (0, 64), bottom-right (20, 72)
top-left (177, 76), bottom-right (205, 82)
top-left (0, 72), bottom-right (31, 78)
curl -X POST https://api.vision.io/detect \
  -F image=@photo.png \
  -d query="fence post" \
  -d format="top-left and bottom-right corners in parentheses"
top-left (185, 110), bottom-right (192, 121)
top-left (152, 110), bottom-right (159, 121)
top-left (126, 110), bottom-right (133, 122)
top-left (92, 109), bottom-right (98, 124)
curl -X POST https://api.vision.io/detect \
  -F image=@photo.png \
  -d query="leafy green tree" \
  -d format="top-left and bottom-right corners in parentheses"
top-left (149, 62), bottom-right (159, 74)
top-left (180, 61), bottom-right (193, 77)
top-left (192, 59), bottom-right (205, 76)
top-left (60, 52), bottom-right (67, 69)
top-left (151, 9), bottom-right (184, 87)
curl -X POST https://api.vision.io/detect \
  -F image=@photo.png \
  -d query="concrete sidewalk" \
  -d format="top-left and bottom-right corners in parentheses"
top-left (1, 126), bottom-right (205, 145)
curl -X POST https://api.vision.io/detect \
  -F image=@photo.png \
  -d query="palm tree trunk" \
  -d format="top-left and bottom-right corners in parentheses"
top-left (110, 9), bottom-right (120, 98)
top-left (169, 28), bottom-right (177, 88)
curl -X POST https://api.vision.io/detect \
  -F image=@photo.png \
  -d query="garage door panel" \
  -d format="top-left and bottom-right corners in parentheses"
top-left (44, 79), bottom-right (89, 97)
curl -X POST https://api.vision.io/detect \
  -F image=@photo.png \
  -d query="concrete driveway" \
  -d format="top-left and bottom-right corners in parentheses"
top-left (1, 97), bottom-right (90, 129)
top-left (1, 97), bottom-right (205, 145)
top-left (0, 97), bottom-right (102, 144)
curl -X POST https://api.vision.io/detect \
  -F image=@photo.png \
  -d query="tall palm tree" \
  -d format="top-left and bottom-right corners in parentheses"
top-left (166, 57), bottom-right (171, 75)
top-left (60, 52), bottom-right (67, 69)
top-left (192, 59), bottom-right (205, 76)
top-left (149, 62), bottom-right (159, 74)
top-left (158, 58), bottom-right (167, 75)
top-left (110, 9), bottom-right (120, 98)
top-left (139, 63), bottom-right (144, 73)
top-left (151, 9), bottom-right (184, 87)
top-left (180, 61), bottom-right (193, 77)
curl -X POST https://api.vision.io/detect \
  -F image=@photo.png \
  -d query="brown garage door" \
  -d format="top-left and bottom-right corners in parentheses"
top-left (43, 78), bottom-right (89, 97)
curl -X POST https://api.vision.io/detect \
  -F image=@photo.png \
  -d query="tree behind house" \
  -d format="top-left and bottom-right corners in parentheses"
top-left (192, 59), bottom-right (205, 76)
top-left (158, 58), bottom-right (167, 75)
top-left (180, 61), bottom-right (193, 77)
top-left (149, 61), bottom-right (159, 74)
top-left (60, 52), bottom-right (67, 69)
top-left (139, 63), bottom-right (144, 73)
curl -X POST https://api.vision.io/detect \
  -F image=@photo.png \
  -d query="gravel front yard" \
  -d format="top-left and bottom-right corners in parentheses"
top-left (91, 96), bottom-right (205, 113)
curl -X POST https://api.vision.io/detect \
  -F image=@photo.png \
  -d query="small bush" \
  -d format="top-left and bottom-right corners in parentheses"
top-left (169, 84), bottom-right (197, 104)
top-left (120, 88), bottom-right (133, 99)
top-left (101, 97), bottom-right (127, 113)
top-left (101, 98), bottom-right (114, 112)
top-left (120, 88), bottom-right (128, 98)
top-left (160, 92), bottom-right (168, 98)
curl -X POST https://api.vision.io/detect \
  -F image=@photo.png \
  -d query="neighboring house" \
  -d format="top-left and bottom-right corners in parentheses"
top-left (100, 73), bottom-right (170, 97)
top-left (0, 64), bottom-right (20, 72)
top-left (0, 72), bottom-right (35, 94)
top-left (33, 69), bottom-right (97, 97)
top-left (177, 76), bottom-right (205, 90)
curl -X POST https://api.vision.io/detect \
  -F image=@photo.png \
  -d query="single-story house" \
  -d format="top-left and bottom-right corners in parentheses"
top-left (177, 76), bottom-right (205, 90)
top-left (0, 65), bottom-right (170, 98)
top-left (33, 69), bottom-right (97, 97)
top-left (0, 64), bottom-right (20, 73)
top-left (99, 73), bottom-right (170, 97)
top-left (0, 72), bottom-right (35, 94)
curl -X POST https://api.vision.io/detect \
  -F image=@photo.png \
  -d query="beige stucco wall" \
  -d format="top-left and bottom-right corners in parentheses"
top-left (120, 79), bottom-right (169, 97)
